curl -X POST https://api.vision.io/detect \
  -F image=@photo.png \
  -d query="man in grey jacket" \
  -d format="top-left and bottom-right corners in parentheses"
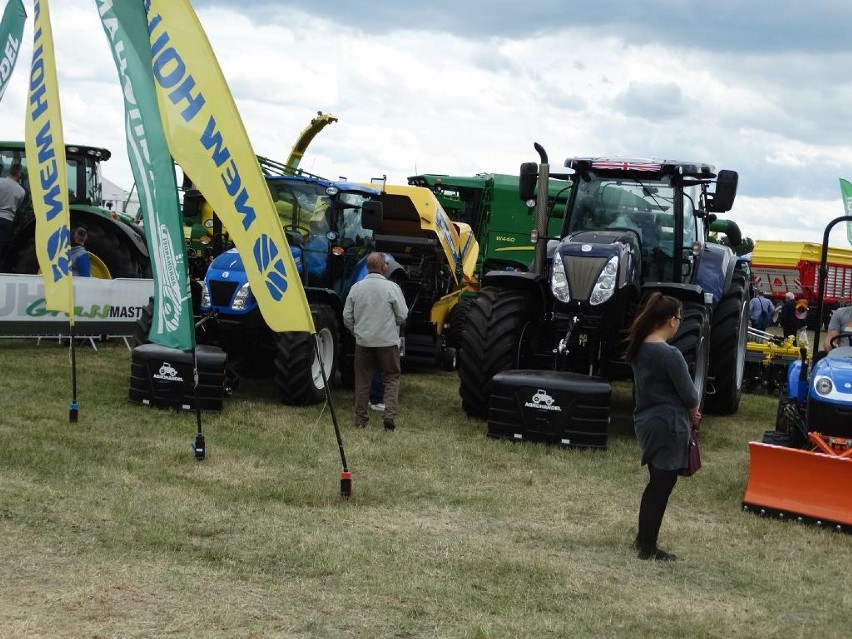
top-left (343, 252), bottom-right (408, 430)
top-left (0, 164), bottom-right (25, 258)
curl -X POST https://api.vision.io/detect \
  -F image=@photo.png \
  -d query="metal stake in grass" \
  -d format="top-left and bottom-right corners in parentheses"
top-left (313, 335), bottom-right (351, 498)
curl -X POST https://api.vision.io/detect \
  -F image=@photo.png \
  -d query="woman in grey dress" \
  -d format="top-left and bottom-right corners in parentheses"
top-left (624, 292), bottom-right (701, 561)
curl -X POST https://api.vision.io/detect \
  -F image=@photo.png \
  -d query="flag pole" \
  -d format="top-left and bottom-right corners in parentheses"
top-left (191, 347), bottom-right (205, 460)
top-left (313, 336), bottom-right (350, 498)
top-left (69, 318), bottom-right (79, 422)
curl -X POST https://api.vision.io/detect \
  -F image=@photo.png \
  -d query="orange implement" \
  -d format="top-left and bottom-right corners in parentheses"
top-left (742, 441), bottom-right (852, 531)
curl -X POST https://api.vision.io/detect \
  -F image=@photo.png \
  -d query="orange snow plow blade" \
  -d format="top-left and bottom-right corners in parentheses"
top-left (743, 440), bottom-right (852, 531)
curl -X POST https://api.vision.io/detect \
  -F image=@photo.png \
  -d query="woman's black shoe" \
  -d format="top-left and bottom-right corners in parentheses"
top-left (638, 547), bottom-right (677, 561)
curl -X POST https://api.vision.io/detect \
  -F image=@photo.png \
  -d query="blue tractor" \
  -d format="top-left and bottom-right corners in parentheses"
top-left (743, 215), bottom-right (852, 530)
top-left (197, 172), bottom-right (386, 404)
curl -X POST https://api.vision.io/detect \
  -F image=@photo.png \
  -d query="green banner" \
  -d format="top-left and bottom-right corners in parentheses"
top-left (0, 0), bottom-right (26, 103)
top-left (96, 0), bottom-right (194, 351)
top-left (840, 178), bottom-right (852, 247)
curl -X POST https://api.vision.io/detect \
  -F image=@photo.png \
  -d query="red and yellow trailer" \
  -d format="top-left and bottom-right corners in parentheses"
top-left (750, 241), bottom-right (852, 325)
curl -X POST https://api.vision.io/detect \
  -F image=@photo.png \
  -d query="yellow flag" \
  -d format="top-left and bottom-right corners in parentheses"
top-left (145, 0), bottom-right (314, 333)
top-left (25, 0), bottom-right (72, 315)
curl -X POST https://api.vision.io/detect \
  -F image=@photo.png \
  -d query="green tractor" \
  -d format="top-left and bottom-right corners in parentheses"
top-left (407, 172), bottom-right (570, 349)
top-left (0, 141), bottom-right (149, 278)
top-left (408, 172), bottom-right (569, 274)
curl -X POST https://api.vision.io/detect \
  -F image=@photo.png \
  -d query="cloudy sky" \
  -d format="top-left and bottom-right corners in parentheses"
top-left (2, 0), bottom-right (851, 245)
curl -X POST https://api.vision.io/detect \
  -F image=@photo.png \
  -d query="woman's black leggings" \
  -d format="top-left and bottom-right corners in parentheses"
top-left (637, 465), bottom-right (679, 553)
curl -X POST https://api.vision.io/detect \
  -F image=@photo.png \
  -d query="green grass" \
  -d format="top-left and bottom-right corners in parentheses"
top-left (1, 339), bottom-right (851, 638)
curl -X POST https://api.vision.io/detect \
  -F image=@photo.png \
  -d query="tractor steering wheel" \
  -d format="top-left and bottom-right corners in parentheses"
top-left (829, 332), bottom-right (852, 349)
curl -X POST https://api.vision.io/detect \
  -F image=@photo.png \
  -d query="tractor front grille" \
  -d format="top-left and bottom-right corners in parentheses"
top-left (564, 256), bottom-right (606, 301)
top-left (209, 280), bottom-right (238, 308)
top-left (809, 400), bottom-right (852, 439)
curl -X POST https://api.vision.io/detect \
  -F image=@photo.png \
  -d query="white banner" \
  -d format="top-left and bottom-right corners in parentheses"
top-left (0, 274), bottom-right (153, 336)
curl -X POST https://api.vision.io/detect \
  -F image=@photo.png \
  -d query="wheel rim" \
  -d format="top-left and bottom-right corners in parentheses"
top-left (734, 300), bottom-right (748, 390)
top-left (311, 326), bottom-right (334, 388)
top-left (694, 326), bottom-right (709, 399)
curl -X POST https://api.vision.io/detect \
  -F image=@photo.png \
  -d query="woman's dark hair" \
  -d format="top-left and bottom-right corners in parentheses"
top-left (623, 292), bottom-right (681, 363)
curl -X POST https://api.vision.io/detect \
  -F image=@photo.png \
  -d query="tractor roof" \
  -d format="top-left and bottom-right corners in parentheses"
top-left (0, 141), bottom-right (111, 161)
top-left (266, 173), bottom-right (381, 196)
top-left (565, 157), bottom-right (716, 179)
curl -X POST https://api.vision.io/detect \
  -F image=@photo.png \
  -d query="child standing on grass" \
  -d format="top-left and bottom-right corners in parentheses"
top-left (623, 292), bottom-right (701, 561)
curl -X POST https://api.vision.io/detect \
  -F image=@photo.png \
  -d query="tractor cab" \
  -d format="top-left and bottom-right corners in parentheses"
top-left (556, 158), bottom-right (736, 288)
top-left (199, 176), bottom-right (382, 317)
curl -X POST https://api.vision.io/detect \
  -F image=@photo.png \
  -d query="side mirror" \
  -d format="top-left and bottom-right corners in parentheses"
top-left (519, 162), bottom-right (539, 202)
top-left (361, 199), bottom-right (383, 231)
top-left (708, 170), bottom-right (738, 213)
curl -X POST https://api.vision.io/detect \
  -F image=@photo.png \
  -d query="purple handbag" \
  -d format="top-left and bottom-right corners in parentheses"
top-left (679, 425), bottom-right (701, 477)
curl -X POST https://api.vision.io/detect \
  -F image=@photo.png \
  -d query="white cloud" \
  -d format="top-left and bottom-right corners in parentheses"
top-left (1, 0), bottom-right (850, 249)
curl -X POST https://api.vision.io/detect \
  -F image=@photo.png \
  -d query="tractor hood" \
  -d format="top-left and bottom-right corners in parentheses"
top-left (208, 246), bottom-right (303, 277)
top-left (210, 248), bottom-right (248, 273)
top-left (549, 230), bottom-right (637, 305)
top-left (810, 346), bottom-right (852, 405)
top-left (559, 230), bottom-right (635, 259)
top-left (202, 246), bottom-right (304, 314)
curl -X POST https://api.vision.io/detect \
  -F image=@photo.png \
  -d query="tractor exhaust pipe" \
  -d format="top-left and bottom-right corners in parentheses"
top-left (532, 143), bottom-right (549, 275)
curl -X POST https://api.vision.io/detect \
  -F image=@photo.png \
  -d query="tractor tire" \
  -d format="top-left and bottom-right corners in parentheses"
top-left (3, 212), bottom-right (149, 279)
top-left (705, 270), bottom-right (749, 415)
top-left (444, 298), bottom-right (472, 350)
top-left (441, 346), bottom-right (458, 372)
top-left (761, 430), bottom-right (792, 446)
top-left (273, 302), bottom-right (339, 405)
top-left (133, 297), bottom-right (154, 346)
top-left (78, 215), bottom-right (148, 278)
top-left (458, 288), bottom-right (530, 419)
top-left (775, 393), bottom-right (808, 447)
top-left (670, 301), bottom-right (710, 410)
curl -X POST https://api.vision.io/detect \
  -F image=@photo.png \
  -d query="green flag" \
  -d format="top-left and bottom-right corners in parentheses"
top-left (0, 0), bottom-right (26, 103)
top-left (97, 0), bottom-right (195, 351)
top-left (840, 178), bottom-right (852, 247)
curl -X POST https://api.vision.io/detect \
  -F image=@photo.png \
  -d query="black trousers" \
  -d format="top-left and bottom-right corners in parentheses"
top-left (636, 465), bottom-right (679, 553)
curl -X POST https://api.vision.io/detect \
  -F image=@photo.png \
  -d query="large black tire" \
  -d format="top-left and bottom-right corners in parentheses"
top-left (443, 297), bottom-right (472, 349)
top-left (273, 303), bottom-right (339, 405)
top-left (133, 297), bottom-right (154, 346)
top-left (670, 301), bottom-right (710, 410)
top-left (2, 212), bottom-right (149, 278)
top-left (458, 288), bottom-right (530, 419)
top-left (705, 270), bottom-right (749, 414)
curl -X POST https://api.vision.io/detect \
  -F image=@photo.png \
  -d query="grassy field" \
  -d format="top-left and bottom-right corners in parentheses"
top-left (1, 339), bottom-right (851, 638)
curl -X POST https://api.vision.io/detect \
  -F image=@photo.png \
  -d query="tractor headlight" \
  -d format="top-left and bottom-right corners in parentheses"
top-left (590, 256), bottom-right (619, 306)
top-left (232, 282), bottom-right (252, 311)
top-left (200, 281), bottom-right (211, 308)
top-left (551, 251), bottom-right (571, 303)
top-left (815, 376), bottom-right (833, 396)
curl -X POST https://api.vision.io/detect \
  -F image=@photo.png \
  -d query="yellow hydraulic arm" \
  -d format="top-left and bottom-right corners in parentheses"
top-left (285, 111), bottom-right (338, 172)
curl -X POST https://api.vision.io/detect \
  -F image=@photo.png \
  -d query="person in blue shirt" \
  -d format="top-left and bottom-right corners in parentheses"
top-left (749, 289), bottom-right (775, 331)
top-left (68, 227), bottom-right (91, 277)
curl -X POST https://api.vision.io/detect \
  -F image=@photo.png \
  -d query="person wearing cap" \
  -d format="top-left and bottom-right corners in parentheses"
top-left (779, 291), bottom-right (804, 344)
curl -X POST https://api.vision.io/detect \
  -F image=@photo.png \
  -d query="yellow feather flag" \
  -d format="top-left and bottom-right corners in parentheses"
top-left (25, 0), bottom-right (73, 316)
top-left (145, 0), bottom-right (314, 333)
